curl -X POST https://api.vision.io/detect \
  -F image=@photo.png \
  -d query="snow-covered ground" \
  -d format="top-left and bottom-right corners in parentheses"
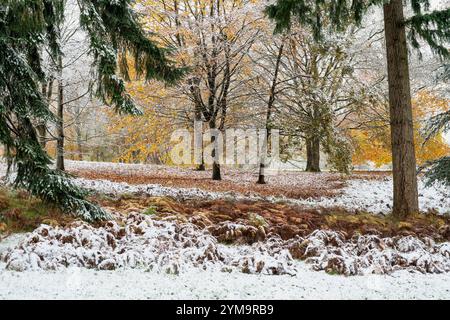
top-left (73, 176), bottom-right (449, 215)
top-left (1, 259), bottom-right (450, 299)
top-left (1, 214), bottom-right (450, 299)
top-left (0, 160), bottom-right (449, 299)
top-left (1, 233), bottom-right (450, 300)
top-left (298, 178), bottom-right (450, 215)
top-left (1, 160), bottom-right (448, 214)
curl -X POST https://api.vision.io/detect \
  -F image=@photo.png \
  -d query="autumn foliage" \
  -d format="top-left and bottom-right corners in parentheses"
top-left (352, 90), bottom-right (449, 167)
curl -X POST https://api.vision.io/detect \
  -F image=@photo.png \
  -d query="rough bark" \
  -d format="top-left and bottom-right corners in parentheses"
top-left (305, 137), bottom-right (321, 172)
top-left (209, 120), bottom-right (221, 181)
top-left (383, 0), bottom-right (419, 218)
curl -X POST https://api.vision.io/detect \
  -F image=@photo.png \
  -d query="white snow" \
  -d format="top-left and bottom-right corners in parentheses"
top-left (1, 259), bottom-right (450, 299)
top-left (1, 229), bottom-right (450, 300)
top-left (0, 214), bottom-right (296, 275)
top-left (1, 160), bottom-right (448, 214)
top-left (296, 178), bottom-right (450, 215)
top-left (73, 176), bottom-right (450, 215)
top-left (2, 214), bottom-right (450, 276)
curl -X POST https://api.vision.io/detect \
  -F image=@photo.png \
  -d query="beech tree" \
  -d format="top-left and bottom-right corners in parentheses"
top-left (266, 0), bottom-right (450, 218)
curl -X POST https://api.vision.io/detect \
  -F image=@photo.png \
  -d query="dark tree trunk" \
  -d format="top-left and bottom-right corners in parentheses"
top-left (196, 157), bottom-right (205, 171)
top-left (305, 137), bottom-right (320, 172)
top-left (37, 79), bottom-right (53, 147)
top-left (209, 120), bottom-right (221, 181)
top-left (56, 55), bottom-right (65, 171)
top-left (383, 0), bottom-right (419, 218)
top-left (258, 41), bottom-right (285, 185)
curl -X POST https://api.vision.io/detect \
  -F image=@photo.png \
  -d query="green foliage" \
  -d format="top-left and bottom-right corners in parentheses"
top-left (423, 156), bottom-right (450, 186)
top-left (143, 206), bottom-right (157, 215)
top-left (0, 0), bottom-right (182, 220)
top-left (323, 132), bottom-right (354, 174)
top-left (78, 0), bottom-right (185, 115)
top-left (266, 0), bottom-right (450, 59)
top-left (421, 110), bottom-right (450, 186)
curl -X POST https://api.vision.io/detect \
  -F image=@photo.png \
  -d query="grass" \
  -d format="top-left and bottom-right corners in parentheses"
top-left (0, 187), bottom-right (72, 234)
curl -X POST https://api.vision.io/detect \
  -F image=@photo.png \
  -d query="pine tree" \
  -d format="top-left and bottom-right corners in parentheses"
top-left (0, 0), bottom-right (183, 221)
top-left (422, 109), bottom-right (450, 185)
top-left (422, 62), bottom-right (450, 186)
top-left (266, 0), bottom-right (450, 219)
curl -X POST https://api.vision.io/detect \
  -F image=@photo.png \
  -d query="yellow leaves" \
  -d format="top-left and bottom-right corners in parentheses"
top-left (352, 90), bottom-right (450, 167)
top-left (352, 129), bottom-right (392, 167)
top-left (107, 77), bottom-right (175, 164)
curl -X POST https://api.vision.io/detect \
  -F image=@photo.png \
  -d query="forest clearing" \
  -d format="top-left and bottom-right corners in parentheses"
top-left (0, 0), bottom-right (449, 302)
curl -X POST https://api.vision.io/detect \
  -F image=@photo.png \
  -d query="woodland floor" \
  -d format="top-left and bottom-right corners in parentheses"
top-left (0, 160), bottom-right (449, 299)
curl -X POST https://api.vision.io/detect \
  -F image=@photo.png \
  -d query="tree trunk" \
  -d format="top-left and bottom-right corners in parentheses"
top-left (258, 41), bottom-right (285, 185)
top-left (305, 137), bottom-right (320, 172)
top-left (56, 55), bottom-right (65, 171)
top-left (196, 156), bottom-right (205, 171)
top-left (190, 76), bottom-right (205, 171)
top-left (383, 0), bottom-right (419, 218)
top-left (37, 79), bottom-right (53, 147)
top-left (195, 111), bottom-right (205, 171)
top-left (75, 126), bottom-right (83, 161)
top-left (209, 121), bottom-right (221, 180)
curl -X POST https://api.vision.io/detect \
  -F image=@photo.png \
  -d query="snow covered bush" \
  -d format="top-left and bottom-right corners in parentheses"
top-left (2, 214), bottom-right (450, 276)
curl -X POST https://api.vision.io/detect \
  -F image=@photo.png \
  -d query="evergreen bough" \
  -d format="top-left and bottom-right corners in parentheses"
top-left (266, 0), bottom-right (450, 60)
top-left (266, 0), bottom-right (450, 187)
top-left (0, 0), bottom-right (182, 221)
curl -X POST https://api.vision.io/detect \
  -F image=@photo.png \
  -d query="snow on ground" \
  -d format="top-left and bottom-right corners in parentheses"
top-left (0, 214), bottom-right (295, 275)
top-left (298, 178), bottom-right (450, 215)
top-left (1, 160), bottom-right (448, 214)
top-left (1, 254), bottom-right (450, 299)
top-left (2, 214), bottom-right (450, 276)
top-left (1, 231), bottom-right (450, 299)
top-left (73, 176), bottom-right (450, 215)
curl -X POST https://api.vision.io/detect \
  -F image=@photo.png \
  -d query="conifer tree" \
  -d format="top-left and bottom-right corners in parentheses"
top-left (0, 0), bottom-right (182, 220)
top-left (266, 0), bottom-right (450, 218)
top-left (421, 62), bottom-right (449, 186)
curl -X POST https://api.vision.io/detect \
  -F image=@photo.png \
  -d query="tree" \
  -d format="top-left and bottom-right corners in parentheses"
top-left (137, 0), bottom-right (263, 180)
top-left (0, 0), bottom-right (182, 220)
top-left (274, 29), bottom-right (364, 173)
top-left (352, 90), bottom-right (450, 168)
top-left (254, 36), bottom-right (286, 184)
top-left (266, 0), bottom-right (450, 218)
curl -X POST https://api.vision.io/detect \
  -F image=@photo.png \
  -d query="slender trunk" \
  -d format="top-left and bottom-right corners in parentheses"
top-left (258, 41), bottom-right (285, 184)
top-left (209, 120), bottom-right (221, 180)
top-left (383, 0), bottom-right (419, 218)
top-left (75, 125), bottom-right (83, 161)
top-left (37, 79), bottom-right (53, 147)
top-left (37, 82), bottom-right (48, 147)
top-left (56, 55), bottom-right (65, 171)
top-left (189, 77), bottom-right (205, 171)
top-left (305, 137), bottom-right (320, 172)
top-left (196, 155), bottom-right (205, 171)
top-left (195, 108), bottom-right (205, 171)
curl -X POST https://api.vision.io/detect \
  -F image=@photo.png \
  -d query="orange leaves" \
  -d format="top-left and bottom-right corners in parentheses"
top-left (352, 90), bottom-right (450, 167)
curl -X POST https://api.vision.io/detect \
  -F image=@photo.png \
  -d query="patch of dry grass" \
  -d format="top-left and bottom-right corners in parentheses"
top-left (0, 187), bottom-right (75, 235)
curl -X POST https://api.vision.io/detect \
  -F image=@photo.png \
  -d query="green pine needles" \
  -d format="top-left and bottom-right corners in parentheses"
top-left (266, 0), bottom-right (450, 59)
top-left (266, 0), bottom-right (450, 186)
top-left (422, 109), bottom-right (450, 186)
top-left (0, 0), bottom-right (182, 220)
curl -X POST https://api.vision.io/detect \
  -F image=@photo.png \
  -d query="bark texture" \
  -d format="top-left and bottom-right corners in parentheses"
top-left (383, 0), bottom-right (419, 218)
